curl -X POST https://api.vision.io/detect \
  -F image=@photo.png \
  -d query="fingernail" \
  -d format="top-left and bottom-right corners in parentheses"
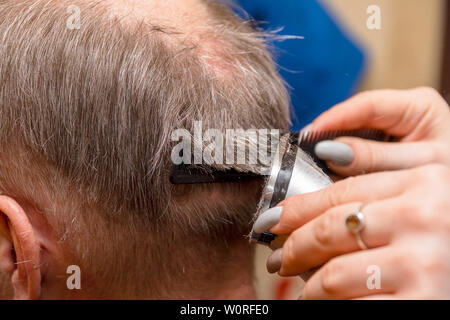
top-left (252, 206), bottom-right (283, 234)
top-left (301, 124), bottom-right (313, 134)
top-left (266, 248), bottom-right (283, 274)
top-left (314, 140), bottom-right (354, 166)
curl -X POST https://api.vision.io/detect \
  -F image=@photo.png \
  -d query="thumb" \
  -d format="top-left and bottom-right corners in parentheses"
top-left (314, 137), bottom-right (438, 176)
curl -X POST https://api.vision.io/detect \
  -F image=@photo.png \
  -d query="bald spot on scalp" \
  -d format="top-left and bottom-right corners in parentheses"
top-left (104, 0), bottom-right (235, 78)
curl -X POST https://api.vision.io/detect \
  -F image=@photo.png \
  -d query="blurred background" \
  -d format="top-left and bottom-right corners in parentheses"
top-left (235, 0), bottom-right (450, 299)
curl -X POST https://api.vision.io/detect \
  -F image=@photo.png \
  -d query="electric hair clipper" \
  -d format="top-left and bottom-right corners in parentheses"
top-left (250, 132), bottom-right (333, 246)
top-left (250, 129), bottom-right (389, 247)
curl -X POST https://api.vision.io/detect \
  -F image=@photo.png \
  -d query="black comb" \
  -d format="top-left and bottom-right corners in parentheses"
top-left (293, 129), bottom-right (391, 174)
top-left (169, 129), bottom-right (392, 184)
top-left (169, 164), bottom-right (263, 184)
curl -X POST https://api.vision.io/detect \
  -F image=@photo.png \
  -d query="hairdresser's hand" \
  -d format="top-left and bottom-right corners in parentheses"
top-left (309, 87), bottom-right (450, 176)
top-left (254, 164), bottom-right (450, 299)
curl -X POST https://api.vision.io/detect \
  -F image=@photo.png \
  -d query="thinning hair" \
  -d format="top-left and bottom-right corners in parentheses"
top-left (0, 0), bottom-right (290, 298)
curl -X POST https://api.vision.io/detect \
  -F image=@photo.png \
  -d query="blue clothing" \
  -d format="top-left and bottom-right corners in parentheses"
top-left (236, 0), bottom-right (366, 130)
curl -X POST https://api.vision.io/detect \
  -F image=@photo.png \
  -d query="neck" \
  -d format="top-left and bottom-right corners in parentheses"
top-left (174, 243), bottom-right (257, 300)
top-left (158, 241), bottom-right (257, 300)
top-left (212, 279), bottom-right (257, 300)
top-left (57, 237), bottom-right (258, 299)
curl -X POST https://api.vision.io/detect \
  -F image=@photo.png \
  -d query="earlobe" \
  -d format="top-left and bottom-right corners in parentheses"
top-left (0, 195), bottom-right (41, 300)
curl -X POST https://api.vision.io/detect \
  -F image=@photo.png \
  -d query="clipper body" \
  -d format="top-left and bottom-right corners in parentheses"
top-left (250, 133), bottom-right (333, 246)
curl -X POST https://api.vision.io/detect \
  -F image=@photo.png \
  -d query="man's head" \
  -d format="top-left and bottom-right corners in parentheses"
top-left (0, 0), bottom-right (290, 299)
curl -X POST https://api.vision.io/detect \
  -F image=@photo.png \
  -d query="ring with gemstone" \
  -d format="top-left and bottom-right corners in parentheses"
top-left (345, 203), bottom-right (369, 250)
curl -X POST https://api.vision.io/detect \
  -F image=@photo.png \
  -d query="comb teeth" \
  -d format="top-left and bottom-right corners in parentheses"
top-left (295, 129), bottom-right (390, 174)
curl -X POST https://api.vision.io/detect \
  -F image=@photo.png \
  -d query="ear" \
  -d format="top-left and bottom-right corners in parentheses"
top-left (0, 195), bottom-right (41, 299)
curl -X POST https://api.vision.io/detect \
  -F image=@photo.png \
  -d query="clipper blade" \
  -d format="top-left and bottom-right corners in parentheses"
top-left (250, 133), bottom-right (333, 246)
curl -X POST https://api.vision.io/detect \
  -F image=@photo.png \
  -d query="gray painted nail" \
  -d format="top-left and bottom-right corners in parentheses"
top-left (252, 206), bottom-right (283, 234)
top-left (266, 248), bottom-right (283, 274)
top-left (301, 124), bottom-right (313, 134)
top-left (314, 140), bottom-right (354, 166)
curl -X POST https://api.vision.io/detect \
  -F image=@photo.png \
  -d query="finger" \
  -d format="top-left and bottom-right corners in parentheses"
top-left (270, 168), bottom-right (415, 235)
top-left (354, 294), bottom-right (396, 300)
top-left (311, 88), bottom-right (442, 139)
top-left (315, 137), bottom-right (438, 176)
top-left (278, 200), bottom-right (397, 276)
top-left (301, 247), bottom-right (402, 300)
